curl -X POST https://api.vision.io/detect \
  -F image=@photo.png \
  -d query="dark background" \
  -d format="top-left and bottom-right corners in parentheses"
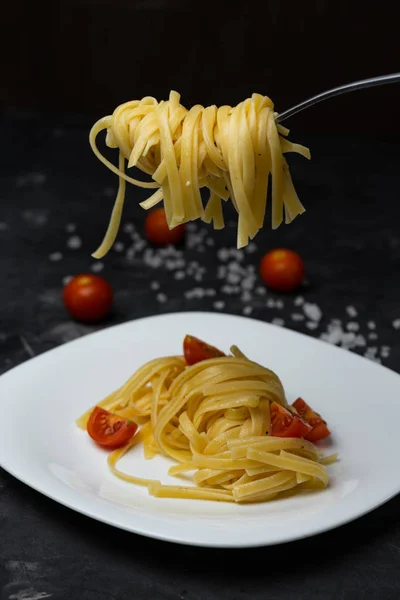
top-left (1, 0), bottom-right (400, 132)
top-left (2, 2), bottom-right (400, 599)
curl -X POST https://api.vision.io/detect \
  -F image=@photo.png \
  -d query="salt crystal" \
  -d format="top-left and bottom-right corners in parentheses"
top-left (354, 335), bottom-right (366, 347)
top-left (320, 322), bottom-right (343, 344)
top-left (0, 222), bottom-right (7, 230)
top-left (123, 223), bottom-right (135, 233)
top-left (67, 235), bottom-right (82, 250)
top-left (266, 299), bottom-right (275, 308)
top-left (65, 223), bottom-right (76, 233)
top-left (245, 243), bottom-right (257, 254)
top-left (241, 291), bottom-right (252, 303)
top-left (291, 313), bottom-right (305, 322)
top-left (381, 347), bottom-right (391, 358)
top-left (392, 319), bottom-right (400, 330)
top-left (367, 321), bottom-right (376, 330)
top-left (49, 252), bottom-right (63, 262)
top-left (213, 300), bottom-right (225, 310)
top-left (91, 262), bottom-right (104, 273)
top-left (114, 241), bottom-right (125, 252)
top-left (368, 332), bottom-right (378, 340)
top-left (186, 222), bottom-right (197, 232)
top-left (243, 306), bottom-right (253, 316)
top-left (272, 318), bottom-right (284, 327)
top-left (174, 271), bottom-right (185, 280)
top-left (62, 275), bottom-right (73, 286)
top-left (204, 289), bottom-right (216, 297)
top-left (294, 296), bottom-right (304, 306)
top-left (206, 238), bottom-right (215, 247)
top-left (346, 306), bottom-right (358, 318)
top-left (156, 293), bottom-right (167, 303)
top-left (226, 273), bottom-right (241, 285)
top-left (346, 321), bottom-right (359, 332)
top-left (194, 273), bottom-right (203, 282)
top-left (221, 285), bottom-right (240, 295)
top-left (241, 277), bottom-right (254, 291)
top-left (150, 281), bottom-right (160, 291)
top-left (306, 321), bottom-right (319, 330)
top-left (303, 302), bottom-right (322, 322)
top-left (276, 300), bottom-right (284, 310)
top-left (255, 286), bottom-right (266, 296)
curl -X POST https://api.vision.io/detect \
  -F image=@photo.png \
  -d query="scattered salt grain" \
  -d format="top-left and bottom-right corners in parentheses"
top-left (114, 241), bottom-right (125, 252)
top-left (150, 281), bottom-right (160, 291)
top-left (294, 296), bottom-right (304, 307)
top-left (392, 319), bottom-right (400, 330)
top-left (241, 291), bottom-right (252, 303)
top-left (255, 286), bottom-right (266, 296)
top-left (204, 289), bottom-right (216, 297)
top-left (174, 271), bottom-right (185, 280)
top-left (266, 298), bottom-right (275, 308)
top-left (354, 335), bottom-right (367, 347)
top-left (346, 321), bottom-right (359, 332)
top-left (276, 299), bottom-right (284, 310)
top-left (381, 346), bottom-right (391, 358)
top-left (67, 235), bottom-right (82, 250)
top-left (185, 288), bottom-right (206, 300)
top-left (272, 318), bottom-right (284, 327)
top-left (245, 243), bottom-right (257, 254)
top-left (367, 321), bottom-right (376, 330)
top-left (123, 222), bottom-right (135, 233)
top-left (156, 293), bottom-right (168, 303)
top-left (368, 332), bottom-right (378, 340)
top-left (62, 275), bottom-right (73, 286)
top-left (306, 321), bottom-right (319, 330)
top-left (49, 252), bottom-right (63, 262)
top-left (303, 302), bottom-right (322, 322)
top-left (91, 262), bottom-right (104, 273)
top-left (65, 223), bottom-right (76, 233)
top-left (346, 306), bottom-right (358, 318)
top-left (243, 306), bottom-right (253, 316)
top-left (213, 300), bottom-right (225, 310)
top-left (206, 238), bottom-right (215, 247)
top-left (186, 222), bottom-right (197, 232)
top-left (291, 313), bottom-right (305, 322)
top-left (221, 285), bottom-right (240, 295)
top-left (364, 347), bottom-right (381, 363)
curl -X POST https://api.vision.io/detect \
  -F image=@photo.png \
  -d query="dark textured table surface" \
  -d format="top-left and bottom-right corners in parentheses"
top-left (1, 110), bottom-right (400, 599)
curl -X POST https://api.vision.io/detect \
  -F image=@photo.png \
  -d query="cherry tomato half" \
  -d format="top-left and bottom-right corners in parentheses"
top-left (270, 402), bottom-right (312, 438)
top-left (87, 406), bottom-right (138, 449)
top-left (292, 397), bottom-right (331, 443)
top-left (183, 335), bottom-right (225, 365)
top-left (260, 249), bottom-right (304, 292)
top-left (145, 208), bottom-right (185, 246)
top-left (63, 274), bottom-right (113, 323)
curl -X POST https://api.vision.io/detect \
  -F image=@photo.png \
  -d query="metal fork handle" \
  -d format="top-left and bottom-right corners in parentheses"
top-left (277, 73), bottom-right (400, 123)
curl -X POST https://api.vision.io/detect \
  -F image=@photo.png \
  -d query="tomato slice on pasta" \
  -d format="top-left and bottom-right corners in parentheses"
top-left (87, 406), bottom-right (138, 449)
top-left (292, 398), bottom-right (331, 442)
top-left (183, 335), bottom-right (225, 365)
top-left (270, 402), bottom-right (312, 438)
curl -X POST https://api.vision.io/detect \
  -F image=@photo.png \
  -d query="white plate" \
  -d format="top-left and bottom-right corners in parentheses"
top-left (1, 312), bottom-right (400, 548)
